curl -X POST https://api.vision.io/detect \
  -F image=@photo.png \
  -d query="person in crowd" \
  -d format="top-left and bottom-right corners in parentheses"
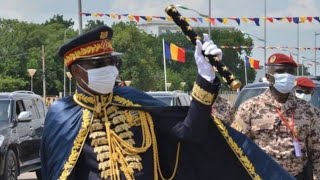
top-left (295, 77), bottom-right (316, 102)
top-left (211, 95), bottom-right (234, 125)
top-left (231, 53), bottom-right (320, 179)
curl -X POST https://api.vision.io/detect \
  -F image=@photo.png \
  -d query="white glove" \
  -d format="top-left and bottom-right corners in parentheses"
top-left (194, 34), bottom-right (223, 82)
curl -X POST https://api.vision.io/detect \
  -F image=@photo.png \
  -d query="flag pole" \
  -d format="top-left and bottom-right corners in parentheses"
top-left (162, 39), bottom-right (168, 91)
top-left (244, 57), bottom-right (248, 85)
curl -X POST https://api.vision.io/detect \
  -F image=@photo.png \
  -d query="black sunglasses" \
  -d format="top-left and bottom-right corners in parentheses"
top-left (76, 55), bottom-right (121, 69)
top-left (295, 89), bottom-right (313, 95)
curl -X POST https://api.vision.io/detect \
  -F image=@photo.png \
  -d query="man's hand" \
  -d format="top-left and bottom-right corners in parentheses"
top-left (194, 34), bottom-right (222, 82)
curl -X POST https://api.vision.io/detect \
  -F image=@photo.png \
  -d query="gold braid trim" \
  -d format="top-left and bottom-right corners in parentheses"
top-left (59, 109), bottom-right (92, 180)
top-left (112, 95), bottom-right (141, 107)
top-left (213, 116), bottom-right (262, 180)
top-left (191, 83), bottom-right (215, 105)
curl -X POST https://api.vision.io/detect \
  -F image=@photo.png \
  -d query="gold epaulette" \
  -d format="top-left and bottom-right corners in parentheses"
top-left (191, 83), bottom-right (215, 105)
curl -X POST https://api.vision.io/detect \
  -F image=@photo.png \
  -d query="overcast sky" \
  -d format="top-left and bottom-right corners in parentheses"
top-left (1, 0), bottom-right (320, 80)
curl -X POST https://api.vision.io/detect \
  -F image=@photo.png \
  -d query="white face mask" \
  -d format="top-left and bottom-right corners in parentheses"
top-left (296, 93), bottom-right (312, 102)
top-left (272, 73), bottom-right (296, 94)
top-left (80, 65), bottom-right (119, 94)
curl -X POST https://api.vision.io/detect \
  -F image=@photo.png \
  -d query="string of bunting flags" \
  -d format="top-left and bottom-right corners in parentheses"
top-left (218, 46), bottom-right (320, 51)
top-left (81, 12), bottom-right (320, 26)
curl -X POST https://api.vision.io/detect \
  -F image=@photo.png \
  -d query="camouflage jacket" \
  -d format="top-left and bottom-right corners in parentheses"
top-left (212, 96), bottom-right (233, 125)
top-left (231, 89), bottom-right (320, 177)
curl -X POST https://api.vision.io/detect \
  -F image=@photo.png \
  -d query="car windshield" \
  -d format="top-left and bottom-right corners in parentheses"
top-left (234, 87), bottom-right (268, 110)
top-left (0, 100), bottom-right (10, 123)
top-left (152, 96), bottom-right (174, 106)
top-left (311, 86), bottom-right (320, 109)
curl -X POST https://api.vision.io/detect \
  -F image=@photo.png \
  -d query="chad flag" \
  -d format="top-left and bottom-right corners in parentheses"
top-left (164, 42), bottom-right (186, 63)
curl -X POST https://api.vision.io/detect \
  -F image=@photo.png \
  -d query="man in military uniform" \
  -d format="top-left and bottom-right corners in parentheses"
top-left (211, 95), bottom-right (233, 125)
top-left (231, 53), bottom-right (320, 179)
top-left (41, 26), bottom-right (294, 180)
top-left (295, 77), bottom-right (316, 102)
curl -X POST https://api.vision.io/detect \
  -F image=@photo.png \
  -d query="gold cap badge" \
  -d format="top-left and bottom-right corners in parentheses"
top-left (269, 55), bottom-right (276, 63)
top-left (100, 31), bottom-right (108, 39)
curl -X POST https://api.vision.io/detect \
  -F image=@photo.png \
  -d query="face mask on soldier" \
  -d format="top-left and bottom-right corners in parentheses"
top-left (269, 73), bottom-right (296, 94)
top-left (295, 92), bottom-right (312, 102)
top-left (78, 65), bottom-right (119, 94)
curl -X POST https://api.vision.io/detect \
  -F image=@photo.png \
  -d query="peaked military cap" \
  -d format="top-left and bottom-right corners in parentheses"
top-left (58, 25), bottom-right (114, 67)
top-left (266, 53), bottom-right (298, 67)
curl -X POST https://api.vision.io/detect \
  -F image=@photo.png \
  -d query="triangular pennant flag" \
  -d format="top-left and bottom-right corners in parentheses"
top-left (241, 17), bottom-right (248, 23)
top-left (92, 13), bottom-right (99, 17)
top-left (300, 17), bottom-right (306, 23)
top-left (293, 17), bottom-right (300, 24)
top-left (216, 18), bottom-right (223, 23)
top-left (118, 14), bottom-right (121, 19)
top-left (197, 18), bottom-right (203, 23)
top-left (158, 16), bottom-right (166, 20)
top-left (133, 15), bottom-right (140, 22)
top-left (286, 17), bottom-right (292, 23)
top-left (146, 16), bottom-right (152, 22)
top-left (191, 17), bottom-right (198, 22)
top-left (128, 15), bottom-right (134, 21)
top-left (314, 17), bottom-right (320, 23)
top-left (249, 18), bottom-right (260, 26)
top-left (83, 13), bottom-right (91, 16)
top-left (307, 17), bottom-right (313, 22)
top-left (231, 18), bottom-right (240, 25)
top-left (110, 14), bottom-right (117, 19)
top-left (210, 18), bottom-right (216, 25)
top-left (266, 17), bottom-right (273, 23)
top-left (140, 16), bottom-right (147, 21)
top-left (274, 17), bottom-right (283, 21)
top-left (222, 18), bottom-right (228, 24)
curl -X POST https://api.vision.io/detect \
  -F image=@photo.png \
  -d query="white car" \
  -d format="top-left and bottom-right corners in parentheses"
top-left (146, 91), bottom-right (191, 106)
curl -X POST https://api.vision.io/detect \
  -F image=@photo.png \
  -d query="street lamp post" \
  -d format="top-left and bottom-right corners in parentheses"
top-left (63, 26), bottom-right (73, 97)
top-left (27, 69), bottom-right (37, 92)
top-left (180, 82), bottom-right (186, 91)
top-left (315, 32), bottom-right (320, 76)
top-left (166, 83), bottom-right (172, 91)
top-left (66, 72), bottom-right (72, 96)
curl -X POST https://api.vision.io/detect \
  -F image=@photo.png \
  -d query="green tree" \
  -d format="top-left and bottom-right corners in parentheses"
top-left (85, 20), bottom-right (105, 31)
top-left (44, 14), bottom-right (74, 28)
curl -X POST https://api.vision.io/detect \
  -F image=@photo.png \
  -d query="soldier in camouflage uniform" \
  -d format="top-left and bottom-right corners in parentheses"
top-left (231, 53), bottom-right (320, 179)
top-left (211, 96), bottom-right (233, 125)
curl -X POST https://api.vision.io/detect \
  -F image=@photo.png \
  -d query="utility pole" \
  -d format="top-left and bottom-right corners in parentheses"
top-left (42, 45), bottom-right (46, 102)
top-left (264, 0), bottom-right (267, 74)
top-left (78, 0), bottom-right (83, 35)
top-left (208, 0), bottom-right (212, 39)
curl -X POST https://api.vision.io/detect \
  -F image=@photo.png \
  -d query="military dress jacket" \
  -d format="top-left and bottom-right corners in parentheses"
top-left (232, 89), bottom-right (320, 177)
top-left (41, 76), bottom-right (294, 180)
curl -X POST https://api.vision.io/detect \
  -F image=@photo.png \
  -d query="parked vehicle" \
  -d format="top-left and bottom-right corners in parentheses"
top-left (0, 91), bottom-right (46, 180)
top-left (146, 91), bottom-right (191, 106)
top-left (234, 76), bottom-right (320, 111)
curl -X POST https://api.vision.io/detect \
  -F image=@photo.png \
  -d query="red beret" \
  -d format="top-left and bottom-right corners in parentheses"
top-left (296, 77), bottom-right (316, 88)
top-left (267, 53), bottom-right (298, 67)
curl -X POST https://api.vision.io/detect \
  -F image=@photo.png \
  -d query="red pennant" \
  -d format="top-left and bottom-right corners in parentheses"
top-left (191, 17), bottom-right (198, 22)
top-left (267, 18), bottom-right (273, 22)
top-left (307, 17), bottom-right (313, 22)
top-left (133, 16), bottom-right (140, 22)
top-left (286, 17), bottom-right (292, 23)
top-left (210, 18), bottom-right (215, 25)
